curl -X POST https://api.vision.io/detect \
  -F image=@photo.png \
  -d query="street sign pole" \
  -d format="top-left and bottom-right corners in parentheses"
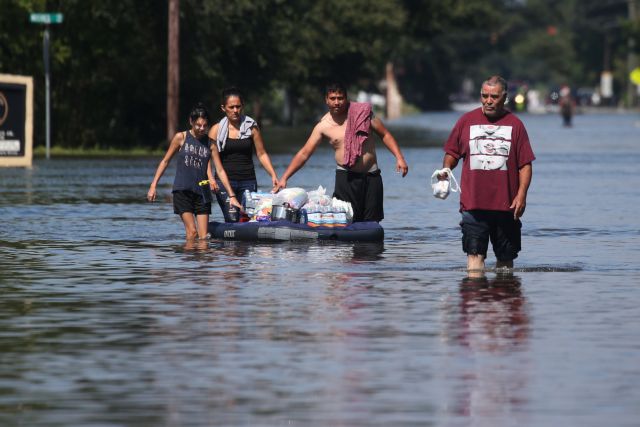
top-left (43, 26), bottom-right (51, 159)
top-left (30, 13), bottom-right (62, 160)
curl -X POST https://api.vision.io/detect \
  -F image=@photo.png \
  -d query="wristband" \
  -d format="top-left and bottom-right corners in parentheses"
top-left (229, 194), bottom-right (236, 198)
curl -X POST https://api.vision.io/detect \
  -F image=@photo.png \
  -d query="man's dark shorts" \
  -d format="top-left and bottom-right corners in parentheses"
top-left (460, 210), bottom-right (521, 261)
top-left (333, 169), bottom-right (383, 222)
top-left (173, 190), bottom-right (211, 215)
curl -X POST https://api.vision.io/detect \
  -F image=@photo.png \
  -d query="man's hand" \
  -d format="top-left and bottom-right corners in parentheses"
top-left (273, 178), bottom-right (287, 193)
top-left (436, 170), bottom-right (449, 180)
top-left (147, 186), bottom-right (157, 202)
top-left (396, 158), bottom-right (409, 177)
top-left (510, 194), bottom-right (526, 219)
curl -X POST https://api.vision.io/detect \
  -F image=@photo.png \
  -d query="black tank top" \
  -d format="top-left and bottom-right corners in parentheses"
top-left (172, 131), bottom-right (211, 193)
top-left (218, 137), bottom-right (256, 181)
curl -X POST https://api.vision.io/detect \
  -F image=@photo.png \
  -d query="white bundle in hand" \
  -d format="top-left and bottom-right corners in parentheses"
top-left (431, 168), bottom-right (460, 199)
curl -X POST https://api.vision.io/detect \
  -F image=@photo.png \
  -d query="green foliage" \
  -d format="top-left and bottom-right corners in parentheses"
top-left (395, 0), bottom-right (504, 109)
top-left (178, 0), bottom-right (405, 126)
top-left (52, 1), bottom-right (167, 148)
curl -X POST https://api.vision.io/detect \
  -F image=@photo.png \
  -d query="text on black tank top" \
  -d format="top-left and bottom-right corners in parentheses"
top-left (172, 132), bottom-right (211, 193)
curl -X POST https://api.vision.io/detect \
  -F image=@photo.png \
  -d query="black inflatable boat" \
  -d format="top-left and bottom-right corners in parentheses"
top-left (208, 220), bottom-right (383, 242)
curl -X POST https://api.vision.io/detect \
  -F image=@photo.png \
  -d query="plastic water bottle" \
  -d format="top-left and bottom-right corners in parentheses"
top-left (299, 208), bottom-right (308, 224)
top-left (226, 196), bottom-right (239, 222)
top-left (242, 189), bottom-right (251, 209)
top-left (243, 189), bottom-right (256, 217)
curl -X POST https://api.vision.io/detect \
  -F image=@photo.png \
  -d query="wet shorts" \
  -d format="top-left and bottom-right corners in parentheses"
top-left (460, 210), bottom-right (521, 261)
top-left (173, 190), bottom-right (211, 216)
top-left (333, 168), bottom-right (384, 222)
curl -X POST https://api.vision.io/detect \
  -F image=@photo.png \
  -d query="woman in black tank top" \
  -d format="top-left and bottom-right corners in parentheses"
top-left (147, 103), bottom-right (241, 240)
top-left (209, 87), bottom-right (279, 222)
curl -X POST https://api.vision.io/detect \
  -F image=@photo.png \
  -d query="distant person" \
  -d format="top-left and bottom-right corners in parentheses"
top-left (147, 103), bottom-right (241, 240)
top-left (274, 82), bottom-right (409, 222)
top-left (437, 76), bottom-right (535, 274)
top-left (558, 85), bottom-right (575, 127)
top-left (209, 87), bottom-right (279, 222)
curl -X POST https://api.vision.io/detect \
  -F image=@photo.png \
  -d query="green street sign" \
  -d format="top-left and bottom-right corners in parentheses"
top-left (29, 13), bottom-right (63, 24)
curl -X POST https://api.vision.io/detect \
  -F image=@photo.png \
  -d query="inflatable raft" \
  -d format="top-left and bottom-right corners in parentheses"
top-left (208, 220), bottom-right (383, 242)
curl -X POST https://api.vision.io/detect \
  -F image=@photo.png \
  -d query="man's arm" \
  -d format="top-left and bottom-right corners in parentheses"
top-left (274, 124), bottom-right (324, 191)
top-left (370, 117), bottom-right (408, 176)
top-left (437, 153), bottom-right (459, 180)
top-left (510, 162), bottom-right (532, 219)
top-left (443, 153), bottom-right (459, 170)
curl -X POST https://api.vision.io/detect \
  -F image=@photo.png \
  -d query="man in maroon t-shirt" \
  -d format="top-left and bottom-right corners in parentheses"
top-left (439, 76), bottom-right (535, 274)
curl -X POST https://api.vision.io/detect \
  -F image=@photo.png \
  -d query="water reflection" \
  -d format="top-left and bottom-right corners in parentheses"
top-left (448, 274), bottom-right (530, 421)
top-left (181, 239), bottom-right (209, 252)
top-left (210, 240), bottom-right (385, 264)
top-left (350, 241), bottom-right (385, 262)
top-left (457, 274), bottom-right (529, 351)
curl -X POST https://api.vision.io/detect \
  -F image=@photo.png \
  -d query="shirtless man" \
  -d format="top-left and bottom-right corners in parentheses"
top-left (275, 83), bottom-right (408, 222)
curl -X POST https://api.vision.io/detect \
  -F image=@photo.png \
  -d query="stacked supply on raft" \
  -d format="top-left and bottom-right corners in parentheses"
top-left (207, 185), bottom-right (385, 242)
top-left (242, 186), bottom-right (353, 227)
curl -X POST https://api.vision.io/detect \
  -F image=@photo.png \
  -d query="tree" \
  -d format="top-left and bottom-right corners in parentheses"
top-left (393, 0), bottom-right (505, 110)
top-left (182, 0), bottom-right (405, 124)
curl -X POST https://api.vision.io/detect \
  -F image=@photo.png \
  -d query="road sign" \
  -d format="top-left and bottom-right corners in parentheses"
top-left (29, 13), bottom-right (63, 24)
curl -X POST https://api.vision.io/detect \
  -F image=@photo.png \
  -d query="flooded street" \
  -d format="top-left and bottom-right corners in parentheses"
top-left (1, 111), bottom-right (639, 426)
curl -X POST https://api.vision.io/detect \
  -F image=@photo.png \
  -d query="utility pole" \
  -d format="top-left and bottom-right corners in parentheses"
top-left (385, 62), bottom-right (403, 120)
top-left (167, 0), bottom-right (179, 142)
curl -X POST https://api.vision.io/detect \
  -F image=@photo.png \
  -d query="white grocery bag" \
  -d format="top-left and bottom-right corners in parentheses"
top-left (431, 168), bottom-right (460, 199)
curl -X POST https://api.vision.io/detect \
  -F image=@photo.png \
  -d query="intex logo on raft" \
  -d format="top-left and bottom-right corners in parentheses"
top-left (0, 92), bottom-right (8, 127)
top-left (223, 230), bottom-right (235, 238)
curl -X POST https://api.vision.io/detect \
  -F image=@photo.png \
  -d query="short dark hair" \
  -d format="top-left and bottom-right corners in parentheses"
top-left (189, 102), bottom-right (210, 123)
top-left (481, 75), bottom-right (508, 94)
top-left (325, 82), bottom-right (348, 97)
top-left (221, 86), bottom-right (244, 105)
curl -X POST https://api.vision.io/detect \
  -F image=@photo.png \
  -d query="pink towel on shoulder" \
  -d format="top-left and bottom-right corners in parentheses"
top-left (343, 102), bottom-right (372, 168)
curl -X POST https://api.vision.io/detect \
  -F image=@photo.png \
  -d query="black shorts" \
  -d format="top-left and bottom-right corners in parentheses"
top-left (460, 210), bottom-right (521, 261)
top-left (172, 190), bottom-right (211, 215)
top-left (333, 169), bottom-right (384, 222)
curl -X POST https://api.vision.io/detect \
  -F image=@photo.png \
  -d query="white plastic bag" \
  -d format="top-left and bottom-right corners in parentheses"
top-left (306, 185), bottom-right (332, 206)
top-left (431, 168), bottom-right (460, 199)
top-left (272, 187), bottom-right (309, 209)
top-left (251, 193), bottom-right (274, 221)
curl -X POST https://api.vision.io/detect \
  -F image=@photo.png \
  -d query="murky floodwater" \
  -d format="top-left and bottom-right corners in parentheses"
top-left (1, 111), bottom-right (639, 426)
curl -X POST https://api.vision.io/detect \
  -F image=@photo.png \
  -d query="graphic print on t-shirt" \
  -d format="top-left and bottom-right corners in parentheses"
top-left (469, 124), bottom-right (512, 170)
top-left (183, 139), bottom-right (210, 171)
